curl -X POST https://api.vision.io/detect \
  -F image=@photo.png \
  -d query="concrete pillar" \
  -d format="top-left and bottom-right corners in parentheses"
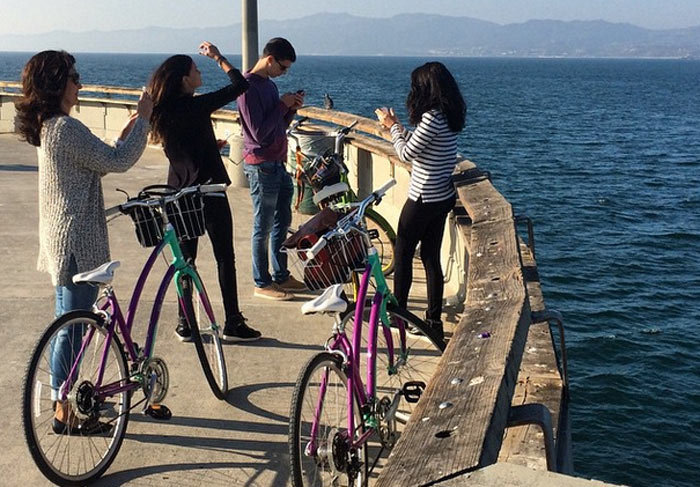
top-left (230, 0), bottom-right (259, 188)
top-left (241, 0), bottom-right (259, 73)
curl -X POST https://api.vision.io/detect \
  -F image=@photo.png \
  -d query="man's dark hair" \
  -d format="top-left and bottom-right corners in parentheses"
top-left (263, 37), bottom-right (296, 62)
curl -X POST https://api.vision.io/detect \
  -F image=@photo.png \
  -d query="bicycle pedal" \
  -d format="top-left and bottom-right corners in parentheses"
top-left (402, 381), bottom-right (426, 404)
top-left (144, 404), bottom-right (172, 420)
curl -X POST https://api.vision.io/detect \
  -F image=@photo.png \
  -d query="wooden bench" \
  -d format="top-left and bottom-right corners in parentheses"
top-left (374, 160), bottom-right (568, 485)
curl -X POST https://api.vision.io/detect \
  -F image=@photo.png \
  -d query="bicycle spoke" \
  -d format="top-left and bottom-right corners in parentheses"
top-left (23, 312), bottom-right (131, 485)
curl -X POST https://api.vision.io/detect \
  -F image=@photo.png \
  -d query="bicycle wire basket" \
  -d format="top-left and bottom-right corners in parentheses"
top-left (283, 227), bottom-right (369, 291)
top-left (126, 191), bottom-right (206, 247)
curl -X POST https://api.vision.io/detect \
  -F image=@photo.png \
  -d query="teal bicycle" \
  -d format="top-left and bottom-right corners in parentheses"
top-left (289, 118), bottom-right (397, 277)
top-left (22, 183), bottom-right (228, 486)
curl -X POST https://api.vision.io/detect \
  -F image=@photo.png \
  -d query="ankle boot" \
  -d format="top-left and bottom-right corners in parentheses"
top-left (425, 318), bottom-right (444, 343)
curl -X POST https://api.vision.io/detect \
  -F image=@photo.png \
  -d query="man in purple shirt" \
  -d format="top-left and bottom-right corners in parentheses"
top-left (238, 37), bottom-right (307, 300)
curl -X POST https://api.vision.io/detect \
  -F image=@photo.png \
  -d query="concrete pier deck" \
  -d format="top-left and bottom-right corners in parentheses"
top-left (0, 134), bottom-right (446, 486)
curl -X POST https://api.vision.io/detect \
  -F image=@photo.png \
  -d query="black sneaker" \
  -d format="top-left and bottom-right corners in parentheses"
top-left (426, 318), bottom-right (445, 343)
top-left (175, 318), bottom-right (192, 342)
top-left (223, 315), bottom-right (262, 343)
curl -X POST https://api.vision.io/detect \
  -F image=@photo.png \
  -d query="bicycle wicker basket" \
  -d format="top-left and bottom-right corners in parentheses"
top-left (126, 191), bottom-right (206, 247)
top-left (283, 227), bottom-right (368, 291)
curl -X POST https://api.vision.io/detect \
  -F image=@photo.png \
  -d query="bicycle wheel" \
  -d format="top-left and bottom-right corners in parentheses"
top-left (342, 302), bottom-right (444, 424)
top-left (289, 352), bottom-right (368, 487)
top-left (364, 208), bottom-right (396, 276)
top-left (182, 273), bottom-right (228, 400)
top-left (22, 311), bottom-right (131, 486)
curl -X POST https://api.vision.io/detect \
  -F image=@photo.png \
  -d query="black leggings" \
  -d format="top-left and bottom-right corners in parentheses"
top-left (179, 194), bottom-right (241, 325)
top-left (393, 196), bottom-right (455, 322)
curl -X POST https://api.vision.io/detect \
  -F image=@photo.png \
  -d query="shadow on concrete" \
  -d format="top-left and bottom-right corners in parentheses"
top-left (222, 337), bottom-right (325, 352)
top-left (226, 381), bottom-right (292, 424)
top-left (0, 164), bottom-right (37, 172)
top-left (100, 458), bottom-right (289, 487)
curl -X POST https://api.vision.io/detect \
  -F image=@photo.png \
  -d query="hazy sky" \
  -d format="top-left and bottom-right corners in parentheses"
top-left (4, 0), bottom-right (700, 35)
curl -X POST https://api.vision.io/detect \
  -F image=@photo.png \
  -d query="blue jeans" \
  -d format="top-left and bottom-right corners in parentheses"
top-left (50, 256), bottom-right (98, 400)
top-left (244, 161), bottom-right (294, 287)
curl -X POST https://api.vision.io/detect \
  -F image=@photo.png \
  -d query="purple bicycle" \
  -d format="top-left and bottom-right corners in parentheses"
top-left (284, 180), bottom-right (446, 486)
top-left (22, 183), bottom-right (228, 486)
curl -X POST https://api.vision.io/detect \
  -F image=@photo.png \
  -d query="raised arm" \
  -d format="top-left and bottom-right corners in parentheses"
top-left (64, 116), bottom-right (149, 175)
top-left (60, 90), bottom-right (151, 174)
top-left (390, 111), bottom-right (440, 163)
top-left (189, 41), bottom-right (249, 114)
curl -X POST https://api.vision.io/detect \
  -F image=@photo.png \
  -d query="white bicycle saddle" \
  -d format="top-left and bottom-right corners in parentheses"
top-left (301, 284), bottom-right (348, 315)
top-left (73, 261), bottom-right (121, 285)
top-left (313, 182), bottom-right (349, 205)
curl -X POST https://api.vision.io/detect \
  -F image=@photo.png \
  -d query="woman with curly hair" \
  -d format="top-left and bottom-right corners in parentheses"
top-left (16, 50), bottom-right (152, 433)
top-left (376, 62), bottom-right (466, 342)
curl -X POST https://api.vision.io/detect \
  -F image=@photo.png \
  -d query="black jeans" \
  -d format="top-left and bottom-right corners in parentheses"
top-left (393, 195), bottom-right (455, 322)
top-left (178, 193), bottom-right (241, 325)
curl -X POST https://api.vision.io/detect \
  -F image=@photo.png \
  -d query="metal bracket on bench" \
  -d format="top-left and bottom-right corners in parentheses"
top-left (507, 403), bottom-right (557, 471)
top-left (514, 214), bottom-right (536, 259)
top-left (531, 309), bottom-right (568, 389)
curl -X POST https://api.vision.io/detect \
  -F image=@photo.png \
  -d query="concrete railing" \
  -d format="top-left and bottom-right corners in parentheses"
top-left (0, 86), bottom-right (468, 305)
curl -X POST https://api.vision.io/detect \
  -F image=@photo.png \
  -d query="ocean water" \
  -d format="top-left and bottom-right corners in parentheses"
top-left (2, 52), bottom-right (699, 487)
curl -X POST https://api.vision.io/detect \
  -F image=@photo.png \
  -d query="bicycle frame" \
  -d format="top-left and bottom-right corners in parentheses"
top-left (306, 249), bottom-right (409, 455)
top-left (58, 223), bottom-right (216, 403)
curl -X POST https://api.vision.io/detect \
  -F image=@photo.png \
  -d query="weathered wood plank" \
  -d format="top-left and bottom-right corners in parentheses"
top-left (297, 106), bottom-right (389, 140)
top-left (376, 209), bottom-right (530, 485)
top-left (375, 293), bottom-right (530, 485)
top-left (376, 157), bottom-right (534, 485)
top-left (457, 180), bottom-right (513, 224)
top-left (466, 220), bottom-right (523, 285)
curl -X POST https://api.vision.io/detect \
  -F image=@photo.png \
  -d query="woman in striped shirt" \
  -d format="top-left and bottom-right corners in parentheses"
top-left (376, 62), bottom-right (466, 342)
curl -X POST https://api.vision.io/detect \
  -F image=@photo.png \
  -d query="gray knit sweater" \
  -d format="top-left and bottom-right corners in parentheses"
top-left (37, 116), bottom-right (149, 286)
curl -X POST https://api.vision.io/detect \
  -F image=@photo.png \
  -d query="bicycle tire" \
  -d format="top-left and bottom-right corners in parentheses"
top-left (22, 311), bottom-right (131, 486)
top-left (364, 208), bottom-right (396, 276)
top-left (182, 273), bottom-right (228, 400)
top-left (341, 302), bottom-right (444, 426)
top-left (289, 352), bottom-right (368, 487)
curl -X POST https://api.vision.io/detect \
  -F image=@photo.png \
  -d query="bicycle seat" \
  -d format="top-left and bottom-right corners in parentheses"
top-left (313, 182), bottom-right (349, 205)
top-left (301, 284), bottom-right (348, 315)
top-left (73, 261), bottom-right (121, 285)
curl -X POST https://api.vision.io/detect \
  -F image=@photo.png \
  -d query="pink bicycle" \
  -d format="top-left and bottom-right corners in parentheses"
top-left (284, 179), bottom-right (446, 486)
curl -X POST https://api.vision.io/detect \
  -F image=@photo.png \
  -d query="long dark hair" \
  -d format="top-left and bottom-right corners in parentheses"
top-left (406, 62), bottom-right (466, 132)
top-left (15, 50), bottom-right (76, 146)
top-left (148, 55), bottom-right (193, 145)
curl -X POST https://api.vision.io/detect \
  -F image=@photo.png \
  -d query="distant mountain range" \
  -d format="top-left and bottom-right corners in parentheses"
top-left (2, 13), bottom-right (699, 58)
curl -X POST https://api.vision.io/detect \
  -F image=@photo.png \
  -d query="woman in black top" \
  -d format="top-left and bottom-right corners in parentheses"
top-left (149, 41), bottom-right (260, 342)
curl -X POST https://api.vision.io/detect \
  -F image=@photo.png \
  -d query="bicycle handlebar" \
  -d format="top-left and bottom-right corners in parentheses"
top-left (373, 179), bottom-right (397, 198)
top-left (305, 236), bottom-right (328, 260)
top-left (304, 178), bottom-right (396, 259)
top-left (200, 183), bottom-right (228, 194)
top-left (105, 183), bottom-right (227, 218)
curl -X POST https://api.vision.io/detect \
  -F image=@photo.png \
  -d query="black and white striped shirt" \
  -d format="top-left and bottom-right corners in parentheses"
top-left (390, 109), bottom-right (458, 203)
